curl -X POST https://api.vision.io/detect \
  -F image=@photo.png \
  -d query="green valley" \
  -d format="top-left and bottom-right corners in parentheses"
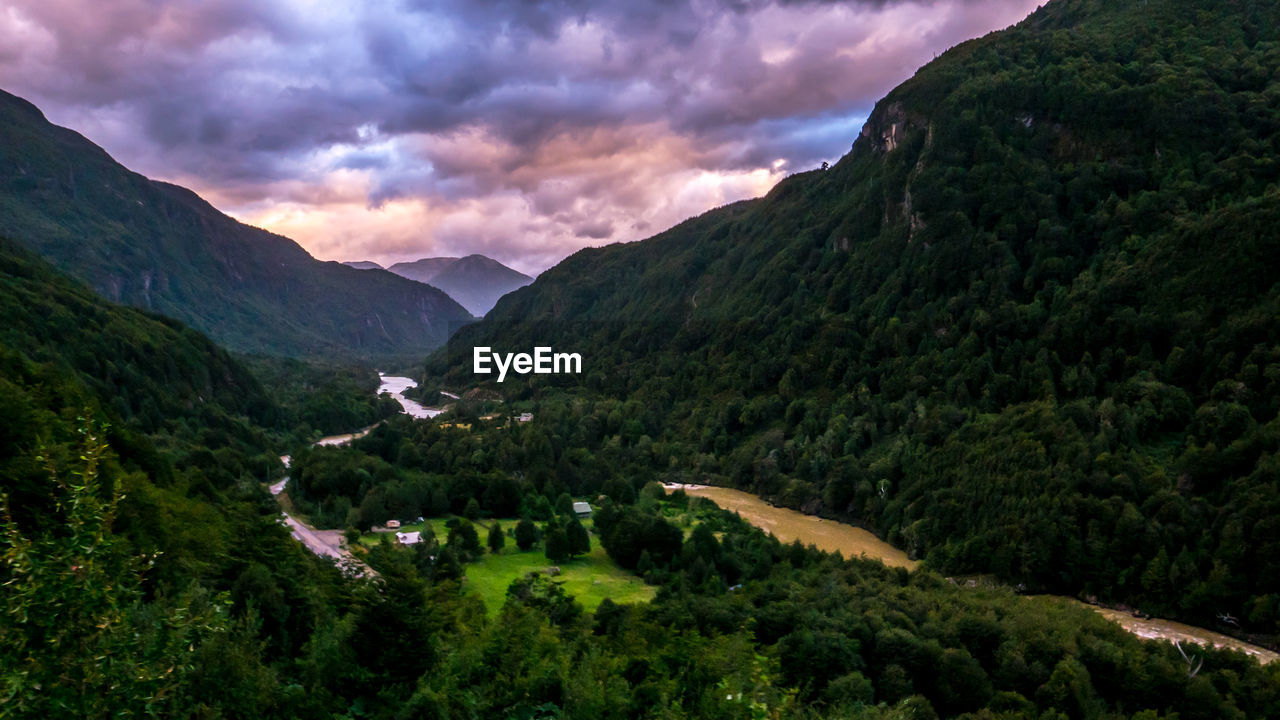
top-left (427, 0), bottom-right (1280, 641)
top-left (4, 0), bottom-right (1280, 717)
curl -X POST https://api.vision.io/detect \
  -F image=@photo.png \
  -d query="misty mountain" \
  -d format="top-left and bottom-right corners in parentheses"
top-left (388, 254), bottom-right (532, 316)
top-left (343, 261), bottom-right (383, 270)
top-left (0, 89), bottom-right (472, 358)
top-left (388, 257), bottom-right (460, 283)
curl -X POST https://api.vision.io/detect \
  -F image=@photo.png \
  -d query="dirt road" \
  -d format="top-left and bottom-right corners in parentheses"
top-left (273, 454), bottom-right (372, 577)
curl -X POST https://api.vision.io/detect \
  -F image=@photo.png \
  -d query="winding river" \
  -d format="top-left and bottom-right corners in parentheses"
top-left (272, 375), bottom-right (437, 576)
top-left (376, 373), bottom-right (441, 419)
top-left (277, 379), bottom-right (1277, 664)
top-left (665, 483), bottom-right (1277, 665)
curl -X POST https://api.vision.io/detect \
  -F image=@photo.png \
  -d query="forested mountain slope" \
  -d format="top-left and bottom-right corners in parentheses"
top-left (0, 90), bottom-right (472, 357)
top-left (0, 236), bottom-right (350, 715)
top-left (2, 107), bottom-right (1278, 718)
top-left (430, 0), bottom-right (1280, 634)
top-left (0, 236), bottom-right (274, 470)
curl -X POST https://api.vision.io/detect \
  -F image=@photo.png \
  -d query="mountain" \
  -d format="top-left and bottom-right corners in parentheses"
top-left (429, 0), bottom-right (1280, 631)
top-left (0, 89), bottom-right (472, 358)
top-left (9, 2), bottom-right (1280, 713)
top-left (388, 257), bottom-right (460, 283)
top-left (0, 232), bottom-right (285, 562)
top-left (0, 234), bottom-right (356, 716)
top-left (0, 236), bottom-right (275, 452)
top-left (9, 224), bottom-right (1278, 719)
top-left (388, 254), bottom-right (532, 315)
top-left (343, 261), bottom-right (383, 270)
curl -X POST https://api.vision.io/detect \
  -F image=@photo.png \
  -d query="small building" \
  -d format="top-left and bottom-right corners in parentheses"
top-left (396, 531), bottom-right (421, 545)
top-left (517, 412), bottom-right (533, 423)
top-left (572, 501), bottom-right (592, 518)
top-left (385, 519), bottom-right (401, 529)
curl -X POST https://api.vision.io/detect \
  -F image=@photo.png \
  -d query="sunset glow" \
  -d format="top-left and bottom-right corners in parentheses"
top-left (0, 0), bottom-right (1044, 274)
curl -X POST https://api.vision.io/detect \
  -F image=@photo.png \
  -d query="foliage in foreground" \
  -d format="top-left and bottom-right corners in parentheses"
top-left (12, 424), bottom-right (1280, 719)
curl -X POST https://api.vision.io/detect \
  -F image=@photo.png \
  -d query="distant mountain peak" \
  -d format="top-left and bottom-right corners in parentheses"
top-left (388, 254), bottom-right (531, 316)
top-left (387, 257), bottom-right (461, 284)
top-left (343, 260), bottom-right (383, 270)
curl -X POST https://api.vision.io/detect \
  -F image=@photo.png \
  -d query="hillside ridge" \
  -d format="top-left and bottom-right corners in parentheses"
top-left (428, 0), bottom-right (1280, 633)
top-left (0, 89), bottom-right (473, 358)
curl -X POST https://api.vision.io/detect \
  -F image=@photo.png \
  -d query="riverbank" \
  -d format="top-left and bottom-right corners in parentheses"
top-left (377, 373), bottom-right (441, 418)
top-left (667, 482), bottom-right (1276, 665)
top-left (268, 374), bottom-right (436, 577)
top-left (663, 483), bottom-right (917, 570)
top-left (275, 453), bottom-right (371, 577)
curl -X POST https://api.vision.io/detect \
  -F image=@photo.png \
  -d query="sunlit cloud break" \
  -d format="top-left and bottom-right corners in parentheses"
top-left (0, 0), bottom-right (1044, 275)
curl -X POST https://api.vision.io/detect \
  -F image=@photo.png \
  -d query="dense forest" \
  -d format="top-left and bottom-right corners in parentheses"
top-left (241, 356), bottom-right (403, 437)
top-left (426, 0), bottom-right (1280, 636)
top-left (209, 407), bottom-right (1280, 719)
top-left (6, 0), bottom-right (1280, 717)
top-left (6, 215), bottom-right (1280, 717)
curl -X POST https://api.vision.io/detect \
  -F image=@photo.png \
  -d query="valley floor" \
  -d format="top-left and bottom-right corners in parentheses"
top-left (464, 538), bottom-right (656, 613)
top-left (672, 482), bottom-right (1279, 665)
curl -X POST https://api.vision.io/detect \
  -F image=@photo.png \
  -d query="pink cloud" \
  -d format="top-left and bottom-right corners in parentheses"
top-left (0, 0), bottom-right (1045, 273)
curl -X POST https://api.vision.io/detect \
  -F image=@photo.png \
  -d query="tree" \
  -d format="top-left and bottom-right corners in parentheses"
top-left (463, 497), bottom-right (481, 520)
top-left (432, 546), bottom-right (463, 583)
top-left (636, 550), bottom-right (655, 576)
top-left (528, 494), bottom-right (554, 521)
top-left (555, 492), bottom-right (574, 516)
top-left (545, 525), bottom-right (570, 564)
top-left (357, 489), bottom-right (388, 531)
top-left (488, 521), bottom-right (505, 554)
top-left (505, 572), bottom-right (582, 626)
top-left (1, 426), bottom-right (222, 717)
top-left (600, 509), bottom-right (683, 569)
top-left (351, 569), bottom-right (436, 684)
top-left (566, 518), bottom-right (590, 557)
top-left (602, 477), bottom-right (636, 505)
top-left (448, 519), bottom-right (482, 559)
top-left (515, 517), bottom-right (539, 551)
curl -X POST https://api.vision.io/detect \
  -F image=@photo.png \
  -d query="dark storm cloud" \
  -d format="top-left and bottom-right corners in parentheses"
top-left (0, 0), bottom-right (1043, 273)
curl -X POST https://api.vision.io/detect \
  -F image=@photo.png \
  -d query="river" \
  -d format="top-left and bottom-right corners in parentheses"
top-left (280, 383), bottom-right (1279, 665)
top-left (377, 373), bottom-right (441, 418)
top-left (1084, 602), bottom-right (1278, 665)
top-left (665, 483), bottom-right (1277, 665)
top-left (271, 375), bottom-right (435, 576)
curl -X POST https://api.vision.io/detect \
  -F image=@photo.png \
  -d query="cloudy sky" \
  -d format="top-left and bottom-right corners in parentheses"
top-left (0, 0), bottom-right (1042, 275)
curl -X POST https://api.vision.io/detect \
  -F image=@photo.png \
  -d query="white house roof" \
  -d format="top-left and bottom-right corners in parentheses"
top-left (395, 531), bottom-right (422, 545)
top-left (572, 501), bottom-right (591, 514)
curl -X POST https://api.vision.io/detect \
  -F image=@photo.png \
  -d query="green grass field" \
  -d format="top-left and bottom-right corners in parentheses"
top-left (355, 516), bottom-right (655, 613)
top-left (464, 542), bottom-right (655, 614)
